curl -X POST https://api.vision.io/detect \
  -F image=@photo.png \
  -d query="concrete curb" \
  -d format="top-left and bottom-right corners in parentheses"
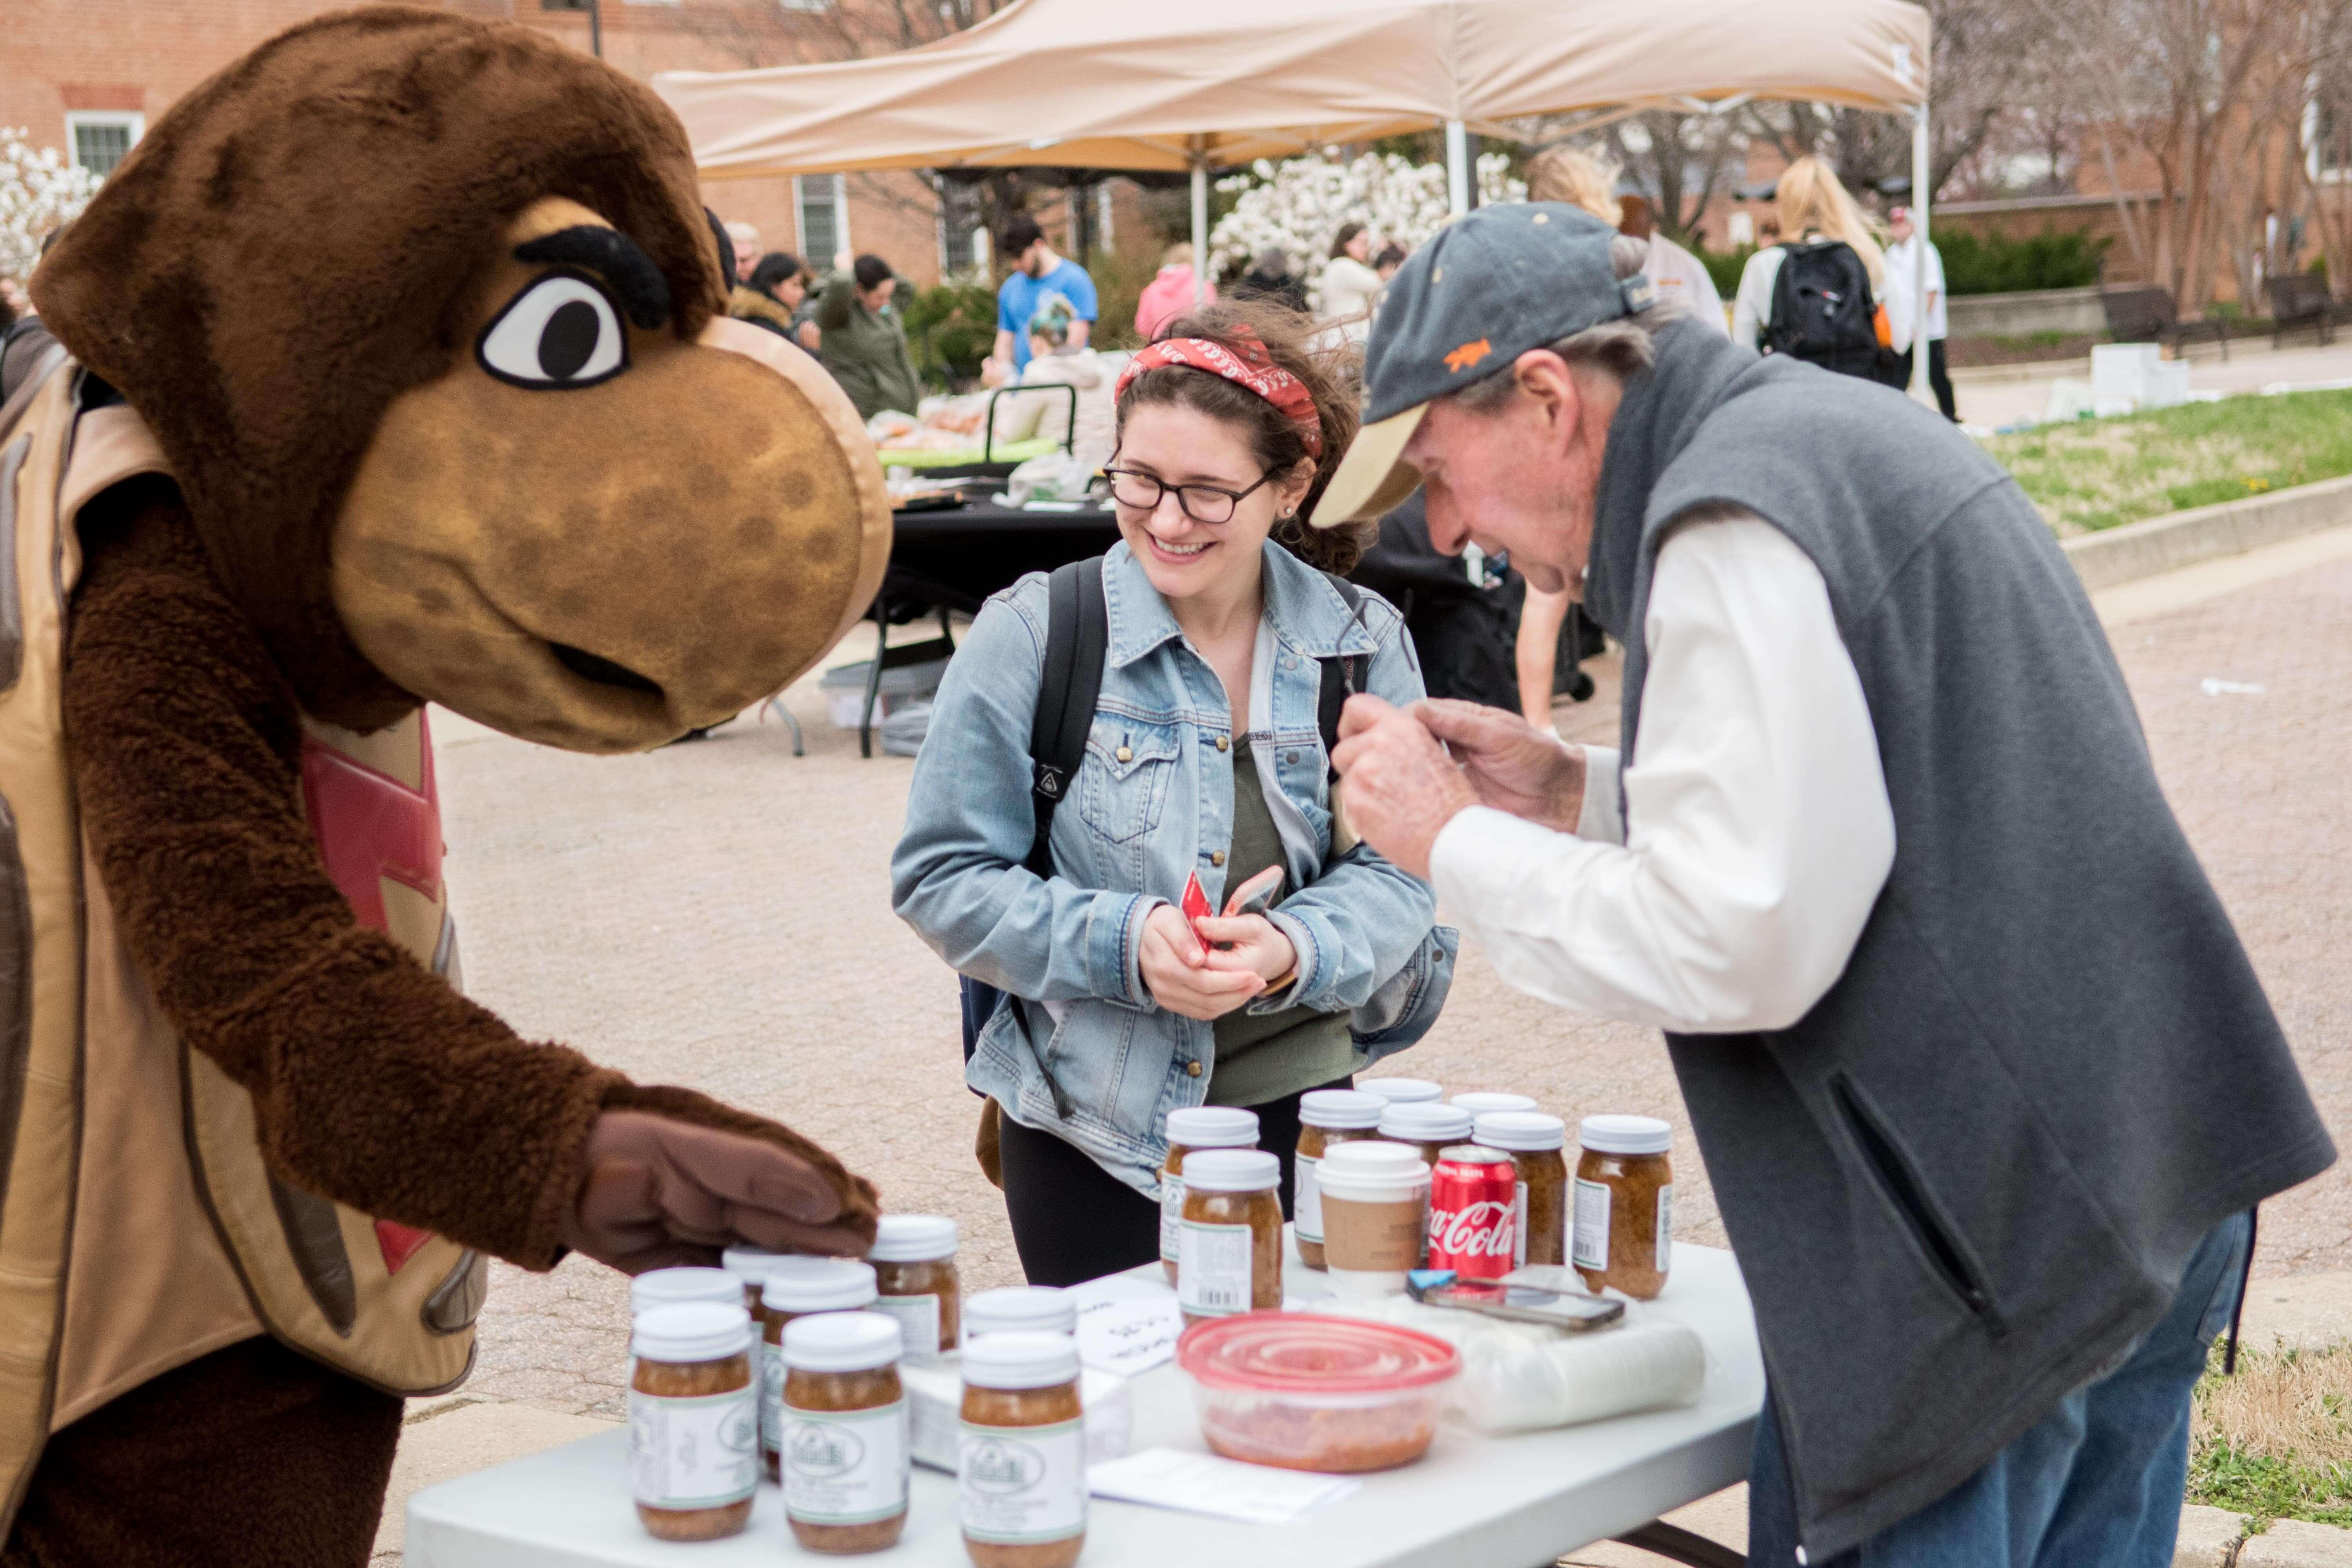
top-left (2064, 474), bottom-right (2352, 592)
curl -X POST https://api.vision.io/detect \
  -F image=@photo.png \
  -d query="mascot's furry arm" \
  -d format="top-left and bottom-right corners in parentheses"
top-left (66, 481), bottom-right (877, 1270)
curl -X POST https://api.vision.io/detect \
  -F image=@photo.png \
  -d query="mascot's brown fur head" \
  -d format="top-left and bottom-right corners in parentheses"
top-left (33, 6), bottom-right (887, 749)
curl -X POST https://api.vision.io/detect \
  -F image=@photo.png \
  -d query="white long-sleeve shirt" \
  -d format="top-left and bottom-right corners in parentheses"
top-left (1430, 509), bottom-right (1896, 1034)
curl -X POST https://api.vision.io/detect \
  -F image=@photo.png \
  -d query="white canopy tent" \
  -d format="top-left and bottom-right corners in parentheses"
top-left (656, 0), bottom-right (1937, 397)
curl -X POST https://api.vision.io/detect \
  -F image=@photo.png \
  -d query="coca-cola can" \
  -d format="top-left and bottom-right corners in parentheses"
top-left (1428, 1145), bottom-right (1517, 1279)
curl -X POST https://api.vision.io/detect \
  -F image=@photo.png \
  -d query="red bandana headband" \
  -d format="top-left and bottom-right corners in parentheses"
top-left (1114, 331), bottom-right (1323, 457)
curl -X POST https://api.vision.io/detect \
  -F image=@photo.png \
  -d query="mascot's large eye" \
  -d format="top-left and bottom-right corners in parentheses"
top-left (477, 272), bottom-right (627, 389)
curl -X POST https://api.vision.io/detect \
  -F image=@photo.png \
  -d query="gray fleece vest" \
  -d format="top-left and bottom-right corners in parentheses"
top-left (1582, 319), bottom-right (2335, 1559)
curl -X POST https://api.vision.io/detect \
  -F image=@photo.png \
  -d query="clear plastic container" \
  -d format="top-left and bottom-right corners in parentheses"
top-left (1176, 1313), bottom-right (1459, 1474)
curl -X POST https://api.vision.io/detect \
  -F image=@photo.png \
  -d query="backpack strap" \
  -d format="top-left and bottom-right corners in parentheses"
top-left (1025, 556), bottom-right (1108, 876)
top-left (1317, 572), bottom-right (1369, 782)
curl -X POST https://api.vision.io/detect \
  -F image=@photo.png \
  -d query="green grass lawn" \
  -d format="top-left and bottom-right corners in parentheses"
top-left (2187, 1343), bottom-right (2352, 1531)
top-left (1982, 388), bottom-right (2352, 535)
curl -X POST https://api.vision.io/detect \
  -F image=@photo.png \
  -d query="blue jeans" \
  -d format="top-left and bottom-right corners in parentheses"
top-left (1750, 1211), bottom-right (2252, 1568)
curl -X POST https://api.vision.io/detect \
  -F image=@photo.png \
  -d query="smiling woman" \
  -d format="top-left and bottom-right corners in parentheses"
top-left (892, 299), bottom-right (1455, 1289)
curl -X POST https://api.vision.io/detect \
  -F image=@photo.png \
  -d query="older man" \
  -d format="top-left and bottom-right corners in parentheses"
top-left (1316, 204), bottom-right (2332, 1568)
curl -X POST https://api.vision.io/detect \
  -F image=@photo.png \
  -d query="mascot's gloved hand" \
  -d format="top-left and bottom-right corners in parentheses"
top-left (561, 1111), bottom-right (876, 1274)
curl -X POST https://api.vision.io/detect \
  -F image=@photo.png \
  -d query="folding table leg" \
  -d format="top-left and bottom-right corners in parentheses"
top-left (860, 609), bottom-right (888, 759)
top-left (1609, 1520), bottom-right (1746, 1567)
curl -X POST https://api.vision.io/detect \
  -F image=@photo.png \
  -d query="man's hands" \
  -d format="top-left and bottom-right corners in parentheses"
top-left (1141, 904), bottom-right (1273, 1020)
top-left (1414, 699), bottom-right (1588, 832)
top-left (561, 1111), bottom-right (872, 1275)
top-left (1330, 696), bottom-right (1589, 878)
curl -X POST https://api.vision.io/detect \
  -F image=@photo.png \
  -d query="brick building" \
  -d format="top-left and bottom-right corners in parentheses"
top-left (4, 0), bottom-right (1150, 290)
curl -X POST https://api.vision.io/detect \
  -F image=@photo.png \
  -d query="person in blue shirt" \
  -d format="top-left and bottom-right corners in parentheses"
top-left (985, 214), bottom-right (1098, 384)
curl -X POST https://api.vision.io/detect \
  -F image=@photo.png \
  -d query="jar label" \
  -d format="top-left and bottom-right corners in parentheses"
top-left (1514, 1180), bottom-right (1528, 1269)
top-left (1572, 1177), bottom-right (1612, 1272)
top-left (960, 1417), bottom-right (1088, 1544)
top-left (1177, 1219), bottom-right (1254, 1316)
top-left (1656, 1183), bottom-right (1673, 1275)
top-left (762, 1340), bottom-right (785, 1454)
top-left (1158, 1174), bottom-right (1185, 1263)
top-left (1294, 1155), bottom-right (1324, 1243)
top-left (784, 1399), bottom-right (911, 1526)
top-left (876, 1292), bottom-right (943, 1367)
top-left (629, 1386), bottom-right (759, 1511)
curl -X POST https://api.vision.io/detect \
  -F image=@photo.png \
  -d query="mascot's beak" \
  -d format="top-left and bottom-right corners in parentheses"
top-left (329, 254), bottom-right (889, 754)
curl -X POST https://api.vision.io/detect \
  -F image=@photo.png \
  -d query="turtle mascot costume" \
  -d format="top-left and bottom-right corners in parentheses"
top-left (0, 9), bottom-right (893, 1563)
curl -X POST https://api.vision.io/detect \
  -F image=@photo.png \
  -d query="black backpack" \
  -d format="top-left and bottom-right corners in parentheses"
top-left (958, 555), bottom-right (1368, 1069)
top-left (1766, 240), bottom-right (1902, 385)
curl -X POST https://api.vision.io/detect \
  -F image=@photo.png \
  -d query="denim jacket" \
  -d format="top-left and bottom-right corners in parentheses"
top-left (891, 541), bottom-right (1456, 1195)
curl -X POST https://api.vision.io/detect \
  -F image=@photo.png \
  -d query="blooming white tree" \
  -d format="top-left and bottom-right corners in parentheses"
top-left (1208, 150), bottom-right (1525, 309)
top-left (1, 129), bottom-right (102, 286)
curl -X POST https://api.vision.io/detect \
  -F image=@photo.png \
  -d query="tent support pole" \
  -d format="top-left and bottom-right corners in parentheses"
top-left (1445, 119), bottom-right (1470, 217)
top-left (1191, 144), bottom-right (1209, 308)
top-left (1910, 103), bottom-right (1933, 406)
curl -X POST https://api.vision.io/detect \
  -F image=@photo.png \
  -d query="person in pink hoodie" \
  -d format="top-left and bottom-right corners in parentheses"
top-left (1135, 241), bottom-right (1216, 337)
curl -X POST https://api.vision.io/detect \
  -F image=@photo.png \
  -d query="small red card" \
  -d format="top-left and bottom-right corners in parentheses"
top-left (1180, 870), bottom-right (1213, 933)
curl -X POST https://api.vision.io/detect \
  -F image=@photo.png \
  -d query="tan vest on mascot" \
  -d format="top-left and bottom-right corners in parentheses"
top-left (0, 361), bottom-right (484, 1523)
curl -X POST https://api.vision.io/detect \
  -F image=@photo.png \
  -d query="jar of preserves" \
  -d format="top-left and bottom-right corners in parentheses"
top-left (629, 1301), bottom-right (759, 1542)
top-left (1474, 1111), bottom-right (1570, 1269)
top-left (721, 1243), bottom-right (785, 1316)
top-left (1176, 1148), bottom-right (1283, 1323)
top-left (1376, 1100), bottom-right (1474, 1167)
top-left (630, 1267), bottom-right (744, 1317)
top-left (760, 1258), bottom-right (878, 1480)
top-left (781, 1311), bottom-right (910, 1555)
top-left (1355, 1076), bottom-right (1442, 1106)
top-left (960, 1331), bottom-right (1087, 1568)
top-left (1315, 1141), bottom-right (1432, 1294)
top-left (1159, 1106), bottom-right (1258, 1283)
top-left (1573, 1114), bottom-right (1674, 1299)
top-left (965, 1286), bottom-right (1076, 1339)
top-left (1294, 1089), bottom-right (1385, 1271)
top-left (870, 1214), bottom-right (960, 1367)
top-left (1448, 1091), bottom-right (1536, 1117)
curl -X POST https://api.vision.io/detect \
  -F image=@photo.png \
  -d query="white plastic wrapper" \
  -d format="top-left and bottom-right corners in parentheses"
top-left (1317, 1296), bottom-right (1705, 1434)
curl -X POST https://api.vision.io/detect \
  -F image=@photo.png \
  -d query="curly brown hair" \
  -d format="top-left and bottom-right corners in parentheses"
top-left (1114, 299), bottom-right (1376, 576)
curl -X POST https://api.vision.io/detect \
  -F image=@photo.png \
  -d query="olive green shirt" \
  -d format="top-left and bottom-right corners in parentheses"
top-left (1207, 737), bottom-right (1358, 1107)
top-left (814, 274), bottom-right (922, 421)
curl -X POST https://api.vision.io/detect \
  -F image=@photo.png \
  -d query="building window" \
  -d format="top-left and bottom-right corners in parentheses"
top-left (794, 174), bottom-right (848, 260)
top-left (65, 112), bottom-right (143, 178)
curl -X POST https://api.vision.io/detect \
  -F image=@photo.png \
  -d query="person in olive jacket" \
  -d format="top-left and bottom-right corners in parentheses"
top-left (817, 250), bottom-right (922, 420)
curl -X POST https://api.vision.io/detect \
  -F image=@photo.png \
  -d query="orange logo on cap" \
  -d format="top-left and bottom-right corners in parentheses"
top-left (1444, 338), bottom-right (1492, 373)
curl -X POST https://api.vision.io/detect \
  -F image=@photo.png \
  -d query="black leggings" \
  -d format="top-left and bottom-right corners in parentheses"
top-left (997, 1081), bottom-right (1347, 1287)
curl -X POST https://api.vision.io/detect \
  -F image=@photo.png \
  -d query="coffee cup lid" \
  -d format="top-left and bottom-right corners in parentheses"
top-left (1316, 1140), bottom-right (1432, 1185)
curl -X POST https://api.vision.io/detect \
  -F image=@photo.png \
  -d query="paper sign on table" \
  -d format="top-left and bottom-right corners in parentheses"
top-left (1070, 1274), bottom-right (1184, 1376)
top-left (1086, 1448), bottom-right (1360, 1524)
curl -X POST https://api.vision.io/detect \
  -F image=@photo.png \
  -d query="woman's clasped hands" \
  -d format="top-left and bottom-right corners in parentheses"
top-left (1140, 905), bottom-right (1296, 1020)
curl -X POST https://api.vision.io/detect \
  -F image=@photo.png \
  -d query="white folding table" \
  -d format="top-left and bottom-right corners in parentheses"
top-left (406, 1242), bottom-right (1762, 1568)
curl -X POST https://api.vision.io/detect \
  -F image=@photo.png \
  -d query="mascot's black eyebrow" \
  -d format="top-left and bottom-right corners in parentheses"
top-left (513, 226), bottom-right (671, 329)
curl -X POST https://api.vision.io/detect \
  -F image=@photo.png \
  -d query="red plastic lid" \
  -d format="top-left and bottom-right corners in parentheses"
top-left (1177, 1313), bottom-right (1460, 1394)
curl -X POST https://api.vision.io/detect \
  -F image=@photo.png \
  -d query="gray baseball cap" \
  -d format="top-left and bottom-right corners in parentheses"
top-left (1312, 202), bottom-right (1654, 526)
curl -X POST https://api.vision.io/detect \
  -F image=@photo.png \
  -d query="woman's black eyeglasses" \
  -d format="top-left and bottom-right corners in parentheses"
top-left (1102, 466), bottom-right (1276, 525)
